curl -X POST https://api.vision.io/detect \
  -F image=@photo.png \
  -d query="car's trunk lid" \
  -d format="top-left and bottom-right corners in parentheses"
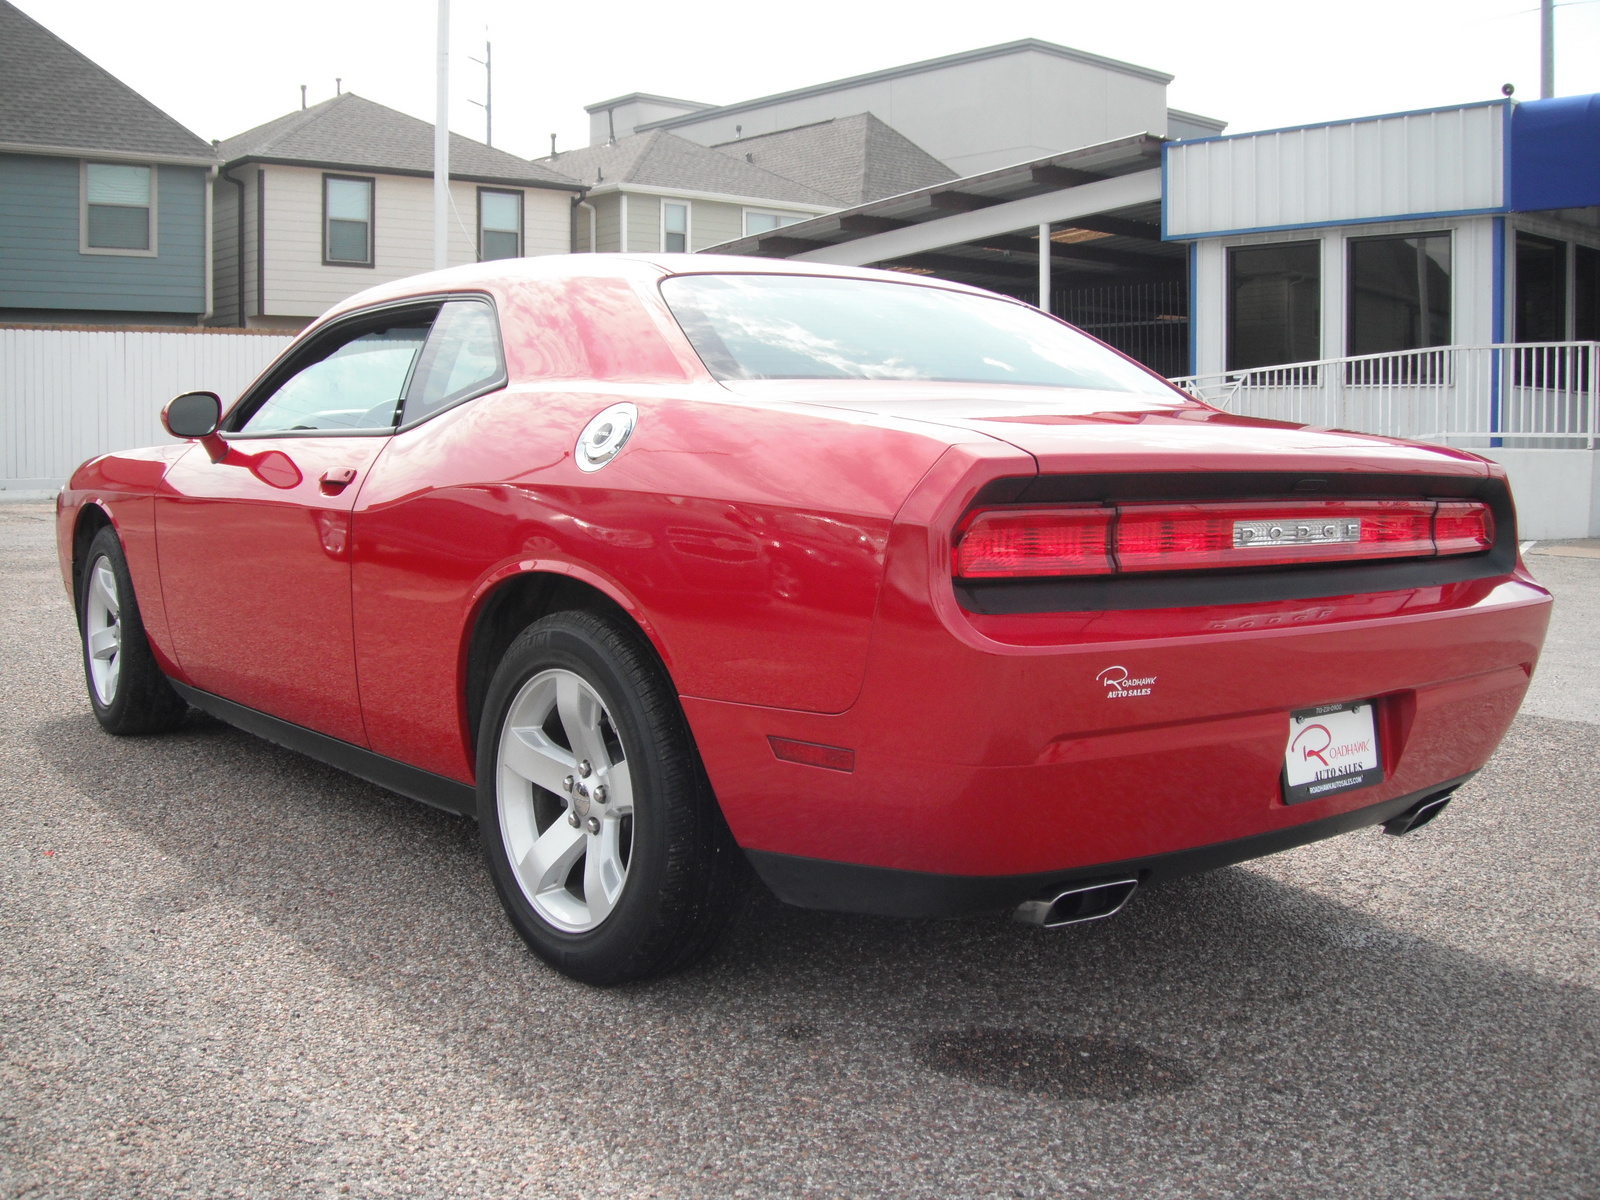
top-left (718, 380), bottom-right (1491, 482)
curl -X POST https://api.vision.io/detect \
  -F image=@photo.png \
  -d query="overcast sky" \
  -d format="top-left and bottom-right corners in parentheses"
top-left (16, 0), bottom-right (1600, 162)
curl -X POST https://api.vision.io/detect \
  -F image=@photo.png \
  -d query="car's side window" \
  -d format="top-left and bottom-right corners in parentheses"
top-left (239, 320), bottom-right (434, 434)
top-left (400, 300), bottom-right (505, 427)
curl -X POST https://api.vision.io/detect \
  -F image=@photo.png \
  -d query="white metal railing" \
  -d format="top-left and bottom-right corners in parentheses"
top-left (1170, 342), bottom-right (1600, 449)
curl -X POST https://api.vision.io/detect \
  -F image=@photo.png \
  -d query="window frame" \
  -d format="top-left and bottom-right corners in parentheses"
top-left (322, 173), bottom-right (376, 268)
top-left (1575, 243), bottom-right (1600, 343)
top-left (223, 293), bottom-right (505, 438)
top-left (1226, 239), bottom-right (1322, 373)
top-left (661, 200), bottom-right (691, 253)
top-left (79, 160), bottom-right (157, 257)
top-left (1345, 229), bottom-right (1453, 357)
top-left (395, 296), bottom-right (509, 430)
top-left (476, 187), bottom-right (524, 261)
top-left (742, 208), bottom-right (805, 237)
top-left (1515, 231), bottom-right (1570, 343)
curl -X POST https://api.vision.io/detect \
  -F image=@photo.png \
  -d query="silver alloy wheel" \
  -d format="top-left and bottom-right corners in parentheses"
top-left (496, 668), bottom-right (635, 933)
top-left (84, 554), bottom-right (122, 706)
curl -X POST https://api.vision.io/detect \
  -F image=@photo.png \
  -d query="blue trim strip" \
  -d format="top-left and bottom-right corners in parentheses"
top-left (1167, 98), bottom-right (1512, 148)
top-left (1163, 207), bottom-right (1507, 243)
top-left (1187, 240), bottom-right (1197, 376)
top-left (1491, 215), bottom-right (1506, 446)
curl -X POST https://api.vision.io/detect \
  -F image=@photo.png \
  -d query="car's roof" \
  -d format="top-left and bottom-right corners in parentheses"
top-left (315, 253), bottom-right (1008, 330)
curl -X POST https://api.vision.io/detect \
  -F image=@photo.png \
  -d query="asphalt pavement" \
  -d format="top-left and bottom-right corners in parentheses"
top-left (1, 500), bottom-right (1596, 1199)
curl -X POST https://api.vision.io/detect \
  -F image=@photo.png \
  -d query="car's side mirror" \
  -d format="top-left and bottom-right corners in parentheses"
top-left (162, 391), bottom-right (221, 439)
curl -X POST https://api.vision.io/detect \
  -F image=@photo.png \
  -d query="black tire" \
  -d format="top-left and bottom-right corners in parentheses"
top-left (477, 609), bottom-right (745, 985)
top-left (78, 525), bottom-right (188, 736)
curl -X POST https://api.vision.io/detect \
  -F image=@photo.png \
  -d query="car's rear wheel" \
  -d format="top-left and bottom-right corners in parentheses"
top-left (79, 525), bottom-right (187, 736)
top-left (477, 610), bottom-right (744, 985)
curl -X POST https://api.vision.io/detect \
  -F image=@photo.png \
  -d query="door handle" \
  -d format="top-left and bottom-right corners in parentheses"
top-left (319, 467), bottom-right (358, 493)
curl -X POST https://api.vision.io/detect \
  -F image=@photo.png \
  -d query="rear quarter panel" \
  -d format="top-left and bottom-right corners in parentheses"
top-left (349, 382), bottom-right (965, 782)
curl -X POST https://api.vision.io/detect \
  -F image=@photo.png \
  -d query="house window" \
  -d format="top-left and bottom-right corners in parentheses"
top-left (744, 210), bottom-right (805, 236)
top-left (1347, 232), bottom-right (1451, 356)
top-left (324, 175), bottom-right (374, 266)
top-left (478, 189), bottom-right (522, 260)
top-left (662, 202), bottom-right (689, 253)
top-left (1516, 233), bottom-right (1569, 342)
top-left (1227, 241), bottom-right (1320, 371)
top-left (83, 162), bottom-right (154, 253)
top-left (1576, 244), bottom-right (1599, 342)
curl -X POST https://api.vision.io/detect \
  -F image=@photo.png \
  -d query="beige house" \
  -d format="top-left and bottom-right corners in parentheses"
top-left (538, 128), bottom-right (833, 256)
top-left (212, 94), bottom-right (583, 329)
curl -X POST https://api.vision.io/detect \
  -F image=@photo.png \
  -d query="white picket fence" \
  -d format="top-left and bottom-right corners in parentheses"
top-left (1, 326), bottom-right (294, 492)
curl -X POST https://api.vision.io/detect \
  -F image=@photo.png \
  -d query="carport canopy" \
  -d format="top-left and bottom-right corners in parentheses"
top-left (703, 133), bottom-right (1180, 299)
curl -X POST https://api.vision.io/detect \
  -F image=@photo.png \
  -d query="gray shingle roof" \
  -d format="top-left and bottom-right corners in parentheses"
top-left (220, 93), bottom-right (581, 190)
top-left (0, 0), bottom-right (214, 159)
top-left (712, 114), bottom-right (955, 205)
top-left (534, 128), bottom-right (837, 205)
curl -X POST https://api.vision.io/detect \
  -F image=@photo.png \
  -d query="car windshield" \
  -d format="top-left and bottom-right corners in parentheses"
top-left (660, 273), bottom-right (1175, 395)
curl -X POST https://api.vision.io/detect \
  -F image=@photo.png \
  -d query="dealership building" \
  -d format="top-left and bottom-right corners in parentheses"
top-left (719, 93), bottom-right (1600, 538)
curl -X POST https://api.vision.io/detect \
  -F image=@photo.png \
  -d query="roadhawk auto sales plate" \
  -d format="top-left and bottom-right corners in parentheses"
top-left (1283, 701), bottom-right (1384, 805)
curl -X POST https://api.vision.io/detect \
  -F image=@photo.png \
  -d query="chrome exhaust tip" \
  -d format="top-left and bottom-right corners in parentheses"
top-left (1014, 878), bottom-right (1138, 928)
top-left (1383, 790), bottom-right (1455, 836)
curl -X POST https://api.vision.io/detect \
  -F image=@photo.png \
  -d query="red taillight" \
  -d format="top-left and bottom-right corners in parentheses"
top-left (953, 507), bottom-right (1112, 578)
top-left (1433, 500), bottom-right (1496, 555)
top-left (952, 499), bottom-right (1494, 579)
top-left (1116, 501), bottom-right (1436, 572)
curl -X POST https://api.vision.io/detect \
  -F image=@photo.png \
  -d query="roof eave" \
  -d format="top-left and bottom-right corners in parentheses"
top-left (584, 91), bottom-right (715, 114)
top-left (0, 139), bottom-right (219, 167)
top-left (608, 181), bottom-right (836, 210)
top-left (224, 155), bottom-right (585, 192)
top-left (704, 132), bottom-right (1167, 257)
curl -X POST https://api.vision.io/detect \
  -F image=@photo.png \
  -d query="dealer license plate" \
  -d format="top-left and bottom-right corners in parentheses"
top-left (1282, 701), bottom-right (1384, 805)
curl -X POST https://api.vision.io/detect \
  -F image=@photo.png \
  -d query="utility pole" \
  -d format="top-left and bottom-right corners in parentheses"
top-left (469, 38), bottom-right (492, 147)
top-left (434, 0), bottom-right (450, 271)
top-left (1541, 0), bottom-right (1554, 98)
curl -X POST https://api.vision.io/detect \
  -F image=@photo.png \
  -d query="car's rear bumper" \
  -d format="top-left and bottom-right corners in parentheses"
top-left (743, 774), bottom-right (1473, 917)
top-left (682, 563), bottom-right (1549, 909)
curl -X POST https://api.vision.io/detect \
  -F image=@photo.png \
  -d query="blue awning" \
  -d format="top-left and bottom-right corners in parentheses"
top-left (1509, 94), bottom-right (1600, 212)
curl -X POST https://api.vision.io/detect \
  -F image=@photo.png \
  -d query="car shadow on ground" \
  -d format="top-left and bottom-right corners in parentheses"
top-left (33, 708), bottom-right (1600, 1194)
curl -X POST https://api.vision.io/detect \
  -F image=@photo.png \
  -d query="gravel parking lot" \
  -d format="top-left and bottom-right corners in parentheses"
top-left (2, 499), bottom-right (1596, 1199)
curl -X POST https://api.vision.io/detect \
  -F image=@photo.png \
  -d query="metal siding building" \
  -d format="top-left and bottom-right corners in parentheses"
top-left (1165, 96), bottom-right (1600, 538)
top-left (1165, 103), bottom-right (1506, 240)
top-left (1164, 98), bottom-right (1600, 375)
top-left (603, 40), bottom-right (1220, 178)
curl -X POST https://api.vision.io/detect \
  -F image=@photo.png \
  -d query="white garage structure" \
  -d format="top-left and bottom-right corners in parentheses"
top-left (1166, 96), bottom-right (1600, 537)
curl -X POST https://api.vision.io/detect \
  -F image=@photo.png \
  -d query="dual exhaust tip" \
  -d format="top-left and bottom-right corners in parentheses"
top-left (1382, 789), bottom-right (1454, 836)
top-left (1015, 789), bottom-right (1458, 928)
top-left (1014, 878), bottom-right (1138, 929)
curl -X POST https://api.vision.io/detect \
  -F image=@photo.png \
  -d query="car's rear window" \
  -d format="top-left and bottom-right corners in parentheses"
top-left (660, 273), bottom-right (1175, 395)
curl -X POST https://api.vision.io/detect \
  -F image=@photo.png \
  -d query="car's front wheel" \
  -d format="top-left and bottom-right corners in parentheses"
top-left (79, 525), bottom-right (188, 736)
top-left (477, 610), bottom-right (743, 985)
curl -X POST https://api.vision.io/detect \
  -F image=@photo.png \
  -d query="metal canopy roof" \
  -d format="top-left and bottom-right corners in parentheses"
top-left (705, 134), bottom-right (1182, 294)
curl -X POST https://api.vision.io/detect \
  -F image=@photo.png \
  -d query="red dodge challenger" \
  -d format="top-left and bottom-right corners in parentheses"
top-left (57, 256), bottom-right (1551, 984)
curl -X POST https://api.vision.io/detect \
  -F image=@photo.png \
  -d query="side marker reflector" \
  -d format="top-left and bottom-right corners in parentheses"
top-left (768, 736), bottom-right (855, 773)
